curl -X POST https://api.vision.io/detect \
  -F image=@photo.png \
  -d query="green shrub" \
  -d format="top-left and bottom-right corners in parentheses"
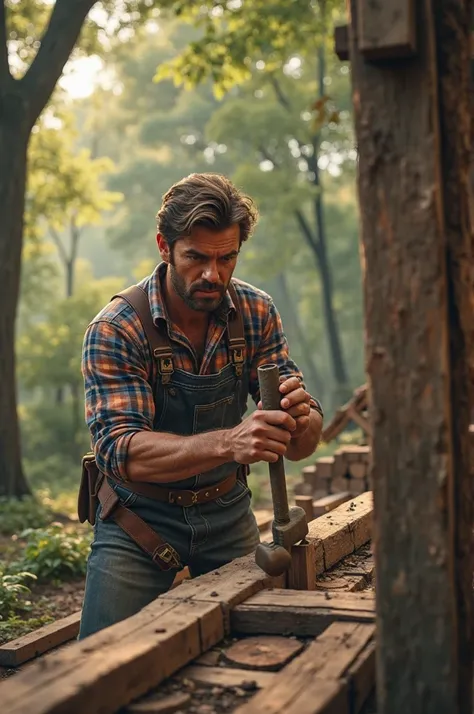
top-left (0, 571), bottom-right (36, 621)
top-left (0, 615), bottom-right (54, 645)
top-left (0, 496), bottom-right (51, 536)
top-left (15, 524), bottom-right (91, 582)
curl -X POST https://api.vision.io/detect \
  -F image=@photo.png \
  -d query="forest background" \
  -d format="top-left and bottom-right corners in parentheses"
top-left (0, 0), bottom-right (363, 641)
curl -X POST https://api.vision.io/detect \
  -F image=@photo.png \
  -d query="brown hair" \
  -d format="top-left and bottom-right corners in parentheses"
top-left (156, 173), bottom-right (258, 246)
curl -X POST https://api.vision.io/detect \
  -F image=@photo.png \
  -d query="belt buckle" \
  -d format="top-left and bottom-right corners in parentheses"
top-left (190, 491), bottom-right (198, 505)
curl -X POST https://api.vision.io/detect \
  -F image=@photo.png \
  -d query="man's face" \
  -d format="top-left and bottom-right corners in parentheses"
top-left (160, 224), bottom-right (240, 312)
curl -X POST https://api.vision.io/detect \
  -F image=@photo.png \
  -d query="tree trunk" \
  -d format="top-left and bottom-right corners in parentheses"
top-left (312, 44), bottom-right (349, 395)
top-left (274, 272), bottom-right (325, 401)
top-left (0, 112), bottom-right (31, 497)
top-left (349, 1), bottom-right (473, 712)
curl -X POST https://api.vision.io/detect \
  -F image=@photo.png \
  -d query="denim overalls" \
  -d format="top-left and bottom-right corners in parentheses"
top-left (79, 285), bottom-right (260, 638)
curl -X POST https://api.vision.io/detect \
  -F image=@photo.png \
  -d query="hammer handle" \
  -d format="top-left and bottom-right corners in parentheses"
top-left (257, 364), bottom-right (290, 525)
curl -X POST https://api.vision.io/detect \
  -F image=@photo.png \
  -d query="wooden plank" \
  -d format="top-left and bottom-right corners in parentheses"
top-left (342, 446), bottom-right (370, 463)
top-left (231, 589), bottom-right (375, 637)
top-left (348, 462), bottom-right (367, 480)
top-left (346, 404), bottom-right (372, 437)
top-left (171, 567), bottom-right (190, 589)
top-left (357, 0), bottom-right (416, 59)
top-left (334, 24), bottom-right (350, 62)
top-left (307, 493), bottom-right (373, 569)
top-left (180, 665), bottom-right (276, 690)
top-left (294, 495), bottom-right (314, 522)
top-left (222, 636), bottom-right (304, 671)
top-left (313, 492), bottom-right (351, 517)
top-left (0, 600), bottom-right (223, 714)
top-left (350, 1), bottom-right (474, 712)
top-left (0, 611), bottom-right (81, 667)
top-left (233, 622), bottom-right (375, 714)
top-left (254, 510), bottom-right (273, 533)
top-left (302, 464), bottom-right (318, 486)
top-left (314, 457), bottom-right (334, 480)
top-left (125, 692), bottom-right (191, 714)
top-left (162, 553), bottom-right (285, 620)
top-left (347, 640), bottom-right (376, 713)
top-left (287, 540), bottom-right (316, 590)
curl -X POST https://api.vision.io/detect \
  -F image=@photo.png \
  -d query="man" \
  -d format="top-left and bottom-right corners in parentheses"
top-left (79, 173), bottom-right (323, 638)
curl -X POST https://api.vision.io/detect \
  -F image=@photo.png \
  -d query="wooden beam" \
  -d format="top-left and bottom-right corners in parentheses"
top-left (0, 611), bottom-right (81, 667)
top-left (0, 599), bottom-right (224, 714)
top-left (233, 622), bottom-right (375, 714)
top-left (334, 24), bottom-right (349, 61)
top-left (312, 492), bottom-right (351, 517)
top-left (294, 495), bottom-right (314, 522)
top-left (349, 0), bottom-right (474, 711)
top-left (179, 665), bottom-right (276, 690)
top-left (231, 589), bottom-right (375, 637)
top-left (307, 492), bottom-right (373, 570)
top-left (357, 0), bottom-right (416, 59)
top-left (287, 540), bottom-right (316, 590)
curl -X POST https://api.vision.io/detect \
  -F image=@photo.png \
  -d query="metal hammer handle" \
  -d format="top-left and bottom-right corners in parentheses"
top-left (257, 364), bottom-right (290, 526)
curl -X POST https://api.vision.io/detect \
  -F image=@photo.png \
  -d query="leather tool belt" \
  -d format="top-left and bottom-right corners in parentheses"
top-left (115, 471), bottom-right (238, 507)
top-left (79, 454), bottom-right (243, 572)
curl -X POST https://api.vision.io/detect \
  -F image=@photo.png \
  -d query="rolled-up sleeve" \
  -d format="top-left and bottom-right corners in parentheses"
top-left (249, 299), bottom-right (323, 417)
top-left (82, 320), bottom-right (154, 481)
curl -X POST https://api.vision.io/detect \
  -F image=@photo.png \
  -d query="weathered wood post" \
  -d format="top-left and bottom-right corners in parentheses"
top-left (343, 1), bottom-right (474, 712)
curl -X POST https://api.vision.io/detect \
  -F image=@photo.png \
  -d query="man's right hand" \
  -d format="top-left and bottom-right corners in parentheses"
top-left (227, 410), bottom-right (297, 464)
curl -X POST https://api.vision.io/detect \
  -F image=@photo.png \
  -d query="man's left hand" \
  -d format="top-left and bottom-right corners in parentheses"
top-left (258, 375), bottom-right (311, 440)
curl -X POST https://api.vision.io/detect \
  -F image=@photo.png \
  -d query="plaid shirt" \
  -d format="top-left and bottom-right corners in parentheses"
top-left (82, 263), bottom-right (323, 481)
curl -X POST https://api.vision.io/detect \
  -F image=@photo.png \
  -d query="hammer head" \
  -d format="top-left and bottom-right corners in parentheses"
top-left (255, 542), bottom-right (292, 576)
top-left (272, 506), bottom-right (308, 550)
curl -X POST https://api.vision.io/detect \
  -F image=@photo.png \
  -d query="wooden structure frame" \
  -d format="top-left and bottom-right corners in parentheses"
top-left (0, 494), bottom-right (374, 714)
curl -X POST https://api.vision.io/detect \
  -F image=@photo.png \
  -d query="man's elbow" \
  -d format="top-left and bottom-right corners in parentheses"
top-left (94, 430), bottom-right (140, 482)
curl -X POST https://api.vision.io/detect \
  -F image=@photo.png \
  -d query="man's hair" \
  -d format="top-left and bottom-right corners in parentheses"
top-left (156, 173), bottom-right (259, 246)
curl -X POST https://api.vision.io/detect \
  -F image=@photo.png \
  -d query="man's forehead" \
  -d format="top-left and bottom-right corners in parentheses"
top-left (178, 225), bottom-right (240, 254)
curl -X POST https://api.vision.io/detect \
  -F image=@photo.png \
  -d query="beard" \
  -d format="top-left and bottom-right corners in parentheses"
top-left (168, 263), bottom-right (227, 313)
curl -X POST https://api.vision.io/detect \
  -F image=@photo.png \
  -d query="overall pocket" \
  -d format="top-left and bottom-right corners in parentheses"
top-left (193, 395), bottom-right (235, 434)
top-left (215, 479), bottom-right (251, 508)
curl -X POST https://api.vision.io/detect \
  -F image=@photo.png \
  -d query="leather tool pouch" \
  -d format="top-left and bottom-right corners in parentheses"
top-left (78, 453), bottom-right (103, 526)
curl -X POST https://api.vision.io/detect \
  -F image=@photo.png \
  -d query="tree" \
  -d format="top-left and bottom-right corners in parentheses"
top-left (30, 110), bottom-right (122, 297)
top-left (0, 0), bottom-right (161, 497)
top-left (18, 267), bottom-right (125, 463)
top-left (156, 0), bottom-right (355, 405)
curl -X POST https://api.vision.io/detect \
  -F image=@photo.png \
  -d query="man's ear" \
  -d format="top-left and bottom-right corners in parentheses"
top-left (156, 233), bottom-right (171, 263)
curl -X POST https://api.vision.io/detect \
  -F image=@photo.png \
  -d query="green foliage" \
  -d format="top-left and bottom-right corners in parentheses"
top-left (0, 615), bottom-right (54, 646)
top-left (18, 271), bottom-right (125, 393)
top-left (156, 0), bottom-right (346, 95)
top-left (0, 497), bottom-right (51, 536)
top-left (5, 0), bottom-right (164, 75)
top-left (15, 524), bottom-right (91, 582)
top-left (28, 110), bottom-right (123, 238)
top-left (0, 571), bottom-right (37, 621)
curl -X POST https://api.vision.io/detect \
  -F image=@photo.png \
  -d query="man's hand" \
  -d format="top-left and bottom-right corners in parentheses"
top-left (258, 375), bottom-right (311, 441)
top-left (228, 410), bottom-right (296, 464)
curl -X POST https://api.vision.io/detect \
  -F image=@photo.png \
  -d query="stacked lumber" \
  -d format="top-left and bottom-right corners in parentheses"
top-left (294, 446), bottom-right (372, 521)
top-left (0, 494), bottom-right (375, 714)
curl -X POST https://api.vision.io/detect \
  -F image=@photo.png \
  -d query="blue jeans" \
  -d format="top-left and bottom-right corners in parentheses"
top-left (78, 479), bottom-right (260, 639)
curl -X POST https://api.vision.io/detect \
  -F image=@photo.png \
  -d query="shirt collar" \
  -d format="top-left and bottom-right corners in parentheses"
top-left (148, 262), bottom-right (236, 327)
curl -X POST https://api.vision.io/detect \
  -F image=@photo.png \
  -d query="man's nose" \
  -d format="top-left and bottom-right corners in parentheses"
top-left (202, 262), bottom-right (219, 283)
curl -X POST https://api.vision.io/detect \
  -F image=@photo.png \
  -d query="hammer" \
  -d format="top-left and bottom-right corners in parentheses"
top-left (255, 364), bottom-right (309, 576)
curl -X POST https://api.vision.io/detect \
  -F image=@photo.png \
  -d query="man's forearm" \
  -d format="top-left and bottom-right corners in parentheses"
top-left (285, 410), bottom-right (323, 461)
top-left (125, 430), bottom-right (234, 483)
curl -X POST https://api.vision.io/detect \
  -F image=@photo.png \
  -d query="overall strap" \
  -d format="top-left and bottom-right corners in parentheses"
top-left (227, 281), bottom-right (246, 378)
top-left (112, 285), bottom-right (174, 385)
